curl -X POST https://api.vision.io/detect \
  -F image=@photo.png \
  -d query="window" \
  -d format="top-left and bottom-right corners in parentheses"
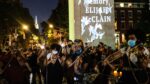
top-left (128, 10), bottom-right (133, 19)
top-left (128, 3), bottom-right (132, 8)
top-left (121, 21), bottom-right (125, 29)
top-left (140, 3), bottom-right (144, 8)
top-left (124, 3), bottom-right (128, 8)
top-left (115, 11), bottom-right (117, 18)
top-left (115, 21), bottom-right (117, 30)
top-left (133, 3), bottom-right (138, 8)
top-left (120, 10), bottom-right (125, 19)
top-left (137, 10), bottom-right (142, 15)
top-left (128, 21), bottom-right (133, 29)
top-left (137, 10), bottom-right (142, 19)
top-left (120, 3), bottom-right (124, 7)
top-left (115, 3), bottom-right (120, 7)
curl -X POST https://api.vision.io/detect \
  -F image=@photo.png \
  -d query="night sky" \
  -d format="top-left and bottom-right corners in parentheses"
top-left (21, 0), bottom-right (59, 23)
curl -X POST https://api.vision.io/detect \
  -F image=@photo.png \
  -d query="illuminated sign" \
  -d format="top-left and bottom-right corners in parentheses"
top-left (69, 0), bottom-right (115, 48)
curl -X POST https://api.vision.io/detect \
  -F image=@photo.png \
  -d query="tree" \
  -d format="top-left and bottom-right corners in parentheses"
top-left (48, 0), bottom-right (69, 35)
top-left (0, 1), bottom-right (38, 47)
top-left (40, 21), bottom-right (48, 35)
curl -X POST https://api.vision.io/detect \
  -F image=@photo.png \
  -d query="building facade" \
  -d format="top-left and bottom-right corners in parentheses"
top-left (114, 0), bottom-right (149, 43)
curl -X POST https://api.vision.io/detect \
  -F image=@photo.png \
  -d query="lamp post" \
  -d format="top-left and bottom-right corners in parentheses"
top-left (49, 24), bottom-right (54, 28)
top-left (49, 23), bottom-right (66, 35)
top-left (21, 24), bottom-right (29, 48)
top-left (22, 24), bottom-right (29, 39)
top-left (23, 25), bottom-right (29, 31)
top-left (48, 23), bottom-right (68, 44)
top-left (48, 24), bottom-right (54, 37)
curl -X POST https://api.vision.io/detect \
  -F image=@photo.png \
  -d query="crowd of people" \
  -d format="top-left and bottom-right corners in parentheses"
top-left (0, 34), bottom-right (150, 84)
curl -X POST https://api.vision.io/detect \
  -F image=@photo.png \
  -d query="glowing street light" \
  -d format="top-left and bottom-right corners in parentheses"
top-left (49, 24), bottom-right (54, 28)
top-left (22, 25), bottom-right (29, 31)
top-left (22, 24), bottom-right (29, 39)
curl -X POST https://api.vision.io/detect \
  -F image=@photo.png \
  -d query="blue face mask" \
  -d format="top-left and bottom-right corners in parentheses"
top-left (128, 40), bottom-right (136, 47)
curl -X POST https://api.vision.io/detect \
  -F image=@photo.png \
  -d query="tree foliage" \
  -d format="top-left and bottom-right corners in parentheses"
top-left (0, 1), bottom-right (38, 46)
top-left (48, 0), bottom-right (69, 30)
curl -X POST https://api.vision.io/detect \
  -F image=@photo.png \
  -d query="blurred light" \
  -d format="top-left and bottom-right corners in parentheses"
top-left (48, 30), bottom-right (52, 33)
top-left (113, 70), bottom-right (118, 77)
top-left (115, 21), bottom-right (117, 30)
top-left (74, 77), bottom-right (79, 81)
top-left (122, 33), bottom-right (126, 43)
top-left (40, 45), bottom-right (45, 49)
top-left (48, 33), bottom-right (52, 38)
top-left (120, 3), bottom-right (124, 7)
top-left (128, 3), bottom-right (132, 7)
top-left (33, 36), bottom-right (38, 41)
top-left (61, 43), bottom-right (65, 47)
top-left (119, 71), bottom-right (123, 77)
top-left (49, 24), bottom-right (54, 28)
top-left (22, 25), bottom-right (29, 31)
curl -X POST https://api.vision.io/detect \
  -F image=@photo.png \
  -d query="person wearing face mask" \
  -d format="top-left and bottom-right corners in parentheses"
top-left (126, 34), bottom-right (149, 67)
top-left (43, 43), bottom-right (63, 84)
top-left (117, 34), bottom-right (149, 84)
top-left (127, 34), bottom-right (138, 64)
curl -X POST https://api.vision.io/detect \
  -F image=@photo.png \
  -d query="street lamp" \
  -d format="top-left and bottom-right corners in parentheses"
top-left (48, 23), bottom-right (67, 43)
top-left (49, 24), bottom-right (54, 28)
top-left (47, 24), bottom-right (54, 38)
top-left (22, 25), bottom-right (29, 31)
top-left (22, 24), bottom-right (29, 40)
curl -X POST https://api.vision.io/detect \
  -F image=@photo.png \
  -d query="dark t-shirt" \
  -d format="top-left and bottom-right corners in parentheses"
top-left (46, 59), bottom-right (63, 84)
top-left (93, 64), bottom-right (112, 84)
top-left (118, 54), bottom-right (148, 84)
top-left (26, 53), bottom-right (38, 73)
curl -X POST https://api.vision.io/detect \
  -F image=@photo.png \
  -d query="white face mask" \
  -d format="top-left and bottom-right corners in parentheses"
top-left (52, 50), bottom-right (58, 54)
top-left (61, 43), bottom-right (65, 47)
